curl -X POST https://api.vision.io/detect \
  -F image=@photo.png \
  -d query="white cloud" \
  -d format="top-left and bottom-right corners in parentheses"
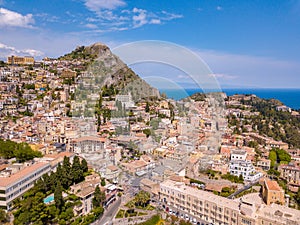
top-left (85, 0), bottom-right (126, 11)
top-left (216, 6), bottom-right (223, 11)
top-left (0, 8), bottom-right (34, 28)
top-left (83, 1), bottom-right (183, 30)
top-left (0, 42), bottom-right (44, 60)
top-left (132, 8), bottom-right (147, 28)
top-left (130, 8), bottom-right (182, 28)
top-left (85, 23), bottom-right (98, 29)
top-left (161, 11), bottom-right (183, 20)
top-left (208, 73), bottom-right (238, 80)
top-left (150, 19), bottom-right (161, 24)
top-left (35, 13), bottom-right (60, 23)
top-left (22, 49), bottom-right (44, 57)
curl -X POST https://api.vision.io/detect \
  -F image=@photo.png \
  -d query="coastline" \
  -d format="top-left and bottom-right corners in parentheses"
top-left (160, 88), bottom-right (300, 110)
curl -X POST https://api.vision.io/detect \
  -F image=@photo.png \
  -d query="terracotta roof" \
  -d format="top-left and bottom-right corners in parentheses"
top-left (76, 186), bottom-right (94, 198)
top-left (0, 162), bottom-right (50, 188)
top-left (0, 164), bottom-right (8, 172)
top-left (107, 165), bottom-right (118, 171)
top-left (44, 152), bottom-right (74, 159)
top-left (265, 179), bottom-right (282, 192)
top-left (74, 136), bottom-right (105, 142)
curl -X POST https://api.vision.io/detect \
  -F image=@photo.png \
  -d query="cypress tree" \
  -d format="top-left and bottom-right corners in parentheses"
top-left (54, 181), bottom-right (64, 211)
top-left (81, 158), bottom-right (88, 173)
top-left (93, 185), bottom-right (105, 208)
top-left (71, 155), bottom-right (83, 183)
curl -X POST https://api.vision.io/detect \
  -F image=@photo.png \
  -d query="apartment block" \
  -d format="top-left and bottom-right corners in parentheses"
top-left (159, 180), bottom-right (300, 225)
top-left (256, 159), bottom-right (271, 171)
top-left (230, 150), bottom-right (262, 182)
top-left (278, 164), bottom-right (300, 185)
top-left (160, 180), bottom-right (243, 225)
top-left (0, 162), bottom-right (51, 210)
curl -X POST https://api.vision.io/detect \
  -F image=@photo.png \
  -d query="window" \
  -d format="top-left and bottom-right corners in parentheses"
top-left (242, 219), bottom-right (252, 225)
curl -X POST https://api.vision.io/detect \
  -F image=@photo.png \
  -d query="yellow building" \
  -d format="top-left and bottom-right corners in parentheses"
top-left (153, 147), bottom-right (168, 157)
top-left (61, 69), bottom-right (76, 78)
top-left (7, 55), bottom-right (34, 65)
top-left (262, 179), bottom-right (285, 205)
top-left (35, 82), bottom-right (47, 89)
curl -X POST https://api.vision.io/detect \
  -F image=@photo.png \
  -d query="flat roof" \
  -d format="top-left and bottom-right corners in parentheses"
top-left (0, 162), bottom-right (50, 188)
top-left (44, 152), bottom-right (74, 159)
top-left (257, 203), bottom-right (300, 222)
top-left (74, 136), bottom-right (106, 142)
top-left (161, 180), bottom-right (240, 210)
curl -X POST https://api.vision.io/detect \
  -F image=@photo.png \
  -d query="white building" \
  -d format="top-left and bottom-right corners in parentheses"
top-left (115, 94), bottom-right (135, 109)
top-left (0, 162), bottom-right (51, 210)
top-left (71, 136), bottom-right (107, 155)
top-left (230, 150), bottom-right (247, 161)
top-left (229, 150), bottom-right (262, 182)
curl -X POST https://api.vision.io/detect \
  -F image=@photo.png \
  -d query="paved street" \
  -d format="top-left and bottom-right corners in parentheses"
top-left (94, 198), bottom-right (121, 225)
top-left (228, 180), bottom-right (259, 199)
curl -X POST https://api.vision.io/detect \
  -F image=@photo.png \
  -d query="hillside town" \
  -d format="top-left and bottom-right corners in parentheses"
top-left (0, 44), bottom-right (300, 225)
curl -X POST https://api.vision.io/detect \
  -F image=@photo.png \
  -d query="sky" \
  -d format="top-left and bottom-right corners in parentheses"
top-left (0, 0), bottom-right (300, 88)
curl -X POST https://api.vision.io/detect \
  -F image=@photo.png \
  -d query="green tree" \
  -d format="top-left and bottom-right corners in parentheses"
top-left (71, 155), bottom-right (84, 183)
top-left (296, 187), bottom-right (300, 205)
top-left (142, 128), bottom-right (151, 138)
top-left (275, 148), bottom-right (291, 164)
top-left (145, 102), bottom-right (150, 112)
top-left (81, 158), bottom-right (88, 173)
top-left (92, 185), bottom-right (106, 208)
top-left (179, 220), bottom-right (192, 225)
top-left (267, 168), bottom-right (280, 177)
top-left (0, 139), bottom-right (42, 162)
top-left (63, 156), bottom-right (71, 172)
top-left (238, 174), bottom-right (244, 182)
top-left (269, 150), bottom-right (277, 168)
top-left (101, 178), bottom-right (106, 187)
top-left (0, 209), bottom-right (8, 223)
top-left (134, 190), bottom-right (150, 207)
top-left (93, 206), bottom-right (104, 218)
top-left (54, 181), bottom-right (64, 211)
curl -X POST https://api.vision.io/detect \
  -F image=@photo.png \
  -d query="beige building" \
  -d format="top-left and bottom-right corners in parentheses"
top-left (0, 162), bottom-right (51, 210)
top-left (71, 136), bottom-right (107, 154)
top-left (159, 179), bottom-right (300, 225)
top-left (140, 178), bottom-right (160, 198)
top-left (70, 174), bottom-right (101, 216)
top-left (160, 180), bottom-right (243, 225)
top-left (256, 204), bottom-right (300, 225)
top-left (278, 164), bottom-right (300, 185)
top-left (7, 55), bottom-right (34, 65)
top-left (61, 69), bottom-right (76, 78)
top-left (257, 158), bottom-right (271, 171)
top-left (102, 165), bottom-right (120, 183)
top-left (262, 179), bottom-right (285, 205)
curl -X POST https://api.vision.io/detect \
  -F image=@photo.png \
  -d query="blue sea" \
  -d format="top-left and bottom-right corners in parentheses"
top-left (160, 88), bottom-right (300, 110)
